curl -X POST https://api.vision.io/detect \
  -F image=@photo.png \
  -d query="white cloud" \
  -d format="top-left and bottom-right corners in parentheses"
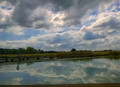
top-left (0, 1), bottom-right (14, 26)
top-left (0, 0), bottom-right (120, 50)
top-left (0, 26), bottom-right (24, 35)
top-left (91, 12), bottom-right (120, 29)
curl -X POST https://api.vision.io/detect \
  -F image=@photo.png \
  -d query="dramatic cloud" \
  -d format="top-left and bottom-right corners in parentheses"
top-left (0, 0), bottom-right (117, 29)
top-left (0, 0), bottom-right (120, 50)
top-left (5, 0), bottom-right (74, 29)
top-left (92, 12), bottom-right (120, 29)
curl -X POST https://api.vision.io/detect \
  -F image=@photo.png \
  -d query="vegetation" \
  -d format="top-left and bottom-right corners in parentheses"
top-left (0, 47), bottom-right (120, 59)
top-left (71, 48), bottom-right (76, 52)
top-left (0, 47), bottom-right (57, 54)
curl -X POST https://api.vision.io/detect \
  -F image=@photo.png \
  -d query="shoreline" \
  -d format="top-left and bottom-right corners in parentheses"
top-left (0, 55), bottom-right (120, 63)
top-left (0, 83), bottom-right (120, 87)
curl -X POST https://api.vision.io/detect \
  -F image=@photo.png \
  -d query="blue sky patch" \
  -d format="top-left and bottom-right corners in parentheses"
top-left (0, 29), bottom-right (47, 41)
top-left (90, 10), bottom-right (98, 16)
top-left (1, 6), bottom-right (12, 10)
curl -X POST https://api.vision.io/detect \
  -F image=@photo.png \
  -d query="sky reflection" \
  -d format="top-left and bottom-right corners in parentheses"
top-left (0, 58), bottom-right (120, 85)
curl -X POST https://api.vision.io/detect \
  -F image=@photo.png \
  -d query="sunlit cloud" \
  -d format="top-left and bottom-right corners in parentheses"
top-left (0, 0), bottom-right (120, 50)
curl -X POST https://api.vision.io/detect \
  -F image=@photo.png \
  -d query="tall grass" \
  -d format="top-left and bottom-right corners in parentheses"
top-left (0, 50), bottom-right (120, 59)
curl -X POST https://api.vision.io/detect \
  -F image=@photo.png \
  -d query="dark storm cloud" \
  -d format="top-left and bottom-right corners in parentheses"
top-left (63, 0), bottom-right (113, 25)
top-left (5, 0), bottom-right (74, 29)
top-left (10, 0), bottom-right (42, 28)
top-left (8, 0), bottom-right (74, 11)
top-left (1, 0), bottom-right (113, 29)
top-left (50, 0), bottom-right (74, 12)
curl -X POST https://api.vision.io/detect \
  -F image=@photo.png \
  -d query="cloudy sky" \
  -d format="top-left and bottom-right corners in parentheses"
top-left (0, 0), bottom-right (120, 51)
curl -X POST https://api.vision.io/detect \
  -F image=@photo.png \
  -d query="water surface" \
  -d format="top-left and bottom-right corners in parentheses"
top-left (0, 57), bottom-right (120, 85)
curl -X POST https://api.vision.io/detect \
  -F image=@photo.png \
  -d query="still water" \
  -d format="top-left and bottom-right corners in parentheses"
top-left (0, 57), bottom-right (120, 85)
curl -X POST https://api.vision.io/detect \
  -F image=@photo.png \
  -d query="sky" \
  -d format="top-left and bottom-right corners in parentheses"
top-left (0, 0), bottom-right (120, 51)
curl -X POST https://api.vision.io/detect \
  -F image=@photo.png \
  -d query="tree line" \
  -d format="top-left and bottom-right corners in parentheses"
top-left (0, 47), bottom-right (57, 54)
top-left (0, 47), bottom-right (120, 57)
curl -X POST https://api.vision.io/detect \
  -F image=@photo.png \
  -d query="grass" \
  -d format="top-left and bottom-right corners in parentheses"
top-left (0, 53), bottom-right (56, 58)
top-left (0, 51), bottom-right (120, 60)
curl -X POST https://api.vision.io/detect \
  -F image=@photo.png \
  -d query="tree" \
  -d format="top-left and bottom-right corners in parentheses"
top-left (18, 48), bottom-right (26, 54)
top-left (26, 46), bottom-right (38, 54)
top-left (71, 48), bottom-right (76, 52)
top-left (38, 49), bottom-right (45, 53)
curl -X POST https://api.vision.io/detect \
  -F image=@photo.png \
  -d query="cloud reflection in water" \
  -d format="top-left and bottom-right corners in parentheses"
top-left (0, 58), bottom-right (120, 85)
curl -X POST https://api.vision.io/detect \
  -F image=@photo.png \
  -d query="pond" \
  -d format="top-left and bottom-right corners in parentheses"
top-left (0, 57), bottom-right (120, 85)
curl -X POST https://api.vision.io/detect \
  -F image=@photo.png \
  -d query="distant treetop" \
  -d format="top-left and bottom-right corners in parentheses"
top-left (71, 48), bottom-right (76, 52)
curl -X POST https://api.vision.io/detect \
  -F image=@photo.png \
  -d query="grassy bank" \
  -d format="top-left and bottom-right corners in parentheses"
top-left (0, 53), bottom-right (56, 58)
top-left (0, 50), bottom-right (120, 59)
